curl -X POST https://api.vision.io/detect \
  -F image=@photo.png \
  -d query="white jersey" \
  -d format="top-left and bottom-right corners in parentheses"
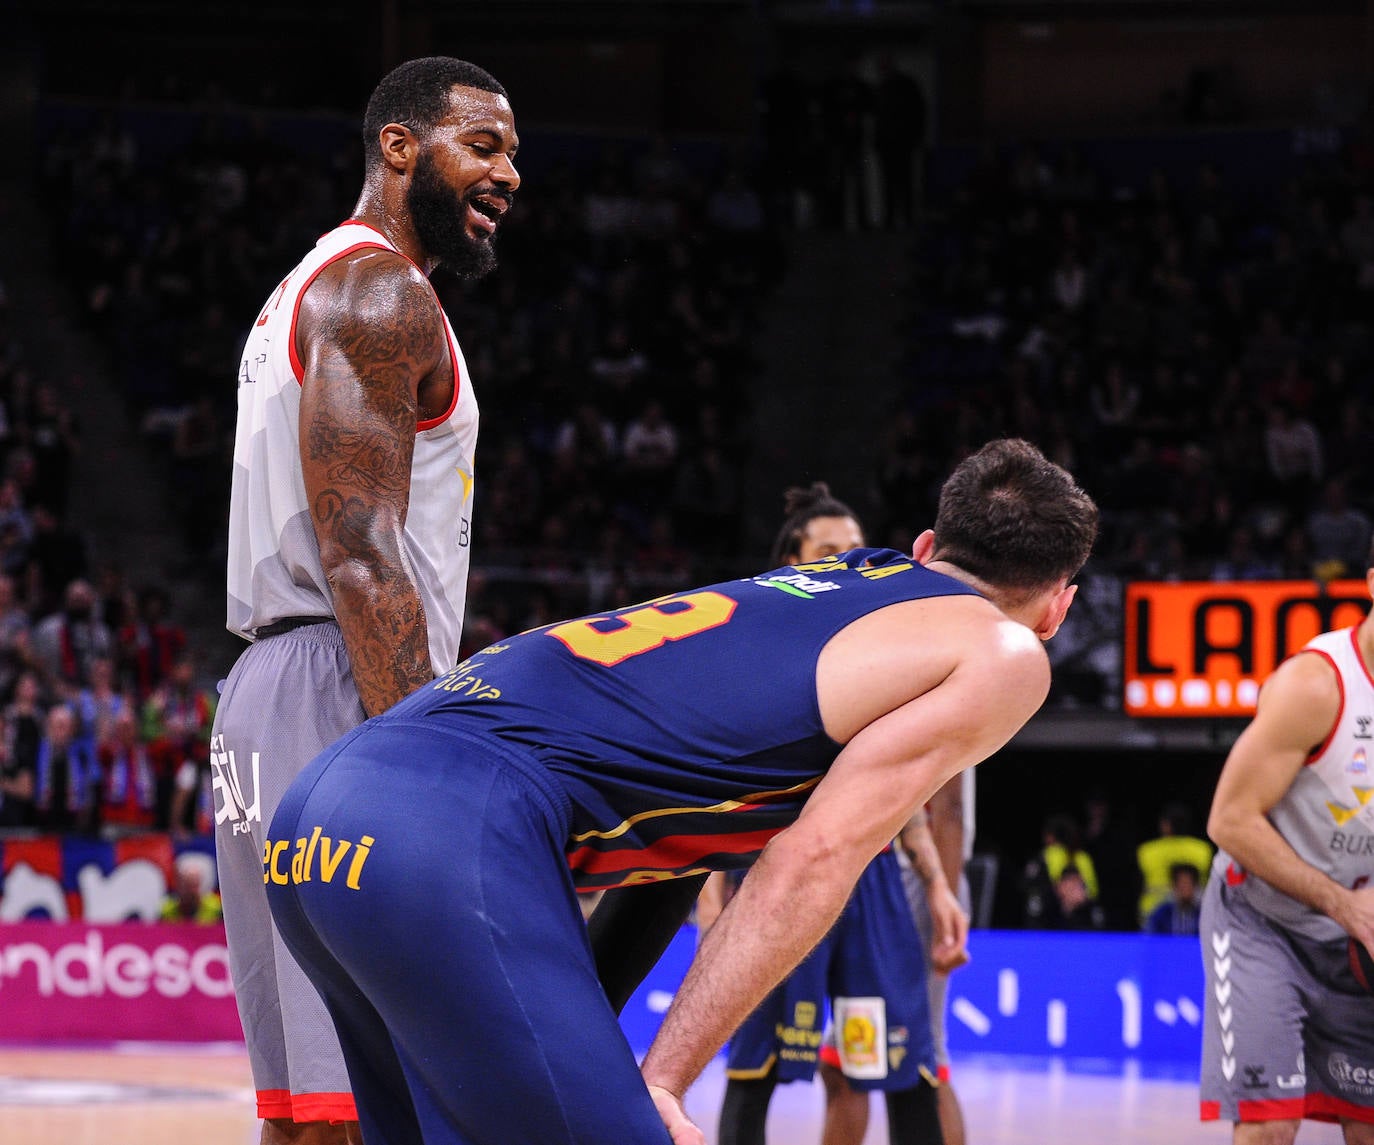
top-left (1217, 625), bottom-right (1374, 942)
top-left (226, 220), bottom-right (478, 675)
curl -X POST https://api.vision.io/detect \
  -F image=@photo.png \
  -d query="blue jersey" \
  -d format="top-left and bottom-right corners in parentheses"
top-left (380, 548), bottom-right (979, 890)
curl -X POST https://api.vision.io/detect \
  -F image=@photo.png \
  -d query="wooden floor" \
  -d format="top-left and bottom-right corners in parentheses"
top-left (0, 1045), bottom-right (1348, 1144)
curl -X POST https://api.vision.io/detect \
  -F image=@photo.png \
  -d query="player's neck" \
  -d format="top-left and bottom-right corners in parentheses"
top-left (349, 188), bottom-right (433, 276)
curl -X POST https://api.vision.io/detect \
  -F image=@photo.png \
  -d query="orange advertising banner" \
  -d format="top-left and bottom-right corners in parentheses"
top-left (1122, 580), bottom-right (1370, 717)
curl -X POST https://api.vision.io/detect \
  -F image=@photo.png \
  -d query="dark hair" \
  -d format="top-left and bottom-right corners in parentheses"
top-left (932, 438), bottom-right (1098, 593)
top-left (1160, 802), bottom-right (1195, 836)
top-left (1043, 812), bottom-right (1081, 850)
top-left (770, 482), bottom-right (861, 566)
top-left (362, 57), bottom-right (507, 163)
top-left (1168, 862), bottom-right (1201, 883)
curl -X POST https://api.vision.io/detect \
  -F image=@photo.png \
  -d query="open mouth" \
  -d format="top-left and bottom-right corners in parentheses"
top-left (467, 195), bottom-right (507, 236)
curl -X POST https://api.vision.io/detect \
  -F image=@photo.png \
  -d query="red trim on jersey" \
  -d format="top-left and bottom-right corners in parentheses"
top-left (1350, 625), bottom-right (1374, 692)
top-left (295, 223), bottom-right (463, 433)
top-left (1297, 648), bottom-right (1344, 765)
top-left (287, 241), bottom-right (391, 383)
top-left (567, 826), bottom-right (781, 876)
top-left (1225, 861), bottom-right (1247, 886)
top-left (936, 1063), bottom-right (951, 1083)
top-left (416, 314), bottom-right (462, 431)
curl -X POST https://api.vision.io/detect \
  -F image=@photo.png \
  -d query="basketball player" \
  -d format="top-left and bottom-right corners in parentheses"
top-left (264, 438), bottom-right (1096, 1145)
top-left (211, 57), bottom-right (518, 1145)
top-left (714, 483), bottom-right (966, 1145)
top-left (1202, 540), bottom-right (1374, 1143)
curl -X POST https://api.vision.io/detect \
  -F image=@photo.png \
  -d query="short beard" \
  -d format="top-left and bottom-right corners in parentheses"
top-left (408, 150), bottom-right (498, 281)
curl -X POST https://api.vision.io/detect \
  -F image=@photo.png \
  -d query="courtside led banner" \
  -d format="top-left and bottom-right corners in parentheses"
top-left (1123, 580), bottom-right (1370, 717)
top-left (624, 927), bottom-right (1206, 1064)
top-left (0, 922), bottom-right (242, 1042)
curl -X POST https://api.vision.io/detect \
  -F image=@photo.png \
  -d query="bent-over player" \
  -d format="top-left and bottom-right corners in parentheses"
top-left (264, 438), bottom-right (1096, 1145)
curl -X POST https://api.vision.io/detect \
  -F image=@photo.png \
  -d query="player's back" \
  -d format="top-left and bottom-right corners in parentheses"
top-left (381, 549), bottom-right (979, 888)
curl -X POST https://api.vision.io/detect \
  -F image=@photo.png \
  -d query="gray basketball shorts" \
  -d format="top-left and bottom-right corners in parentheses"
top-left (211, 622), bottom-right (366, 1122)
top-left (1200, 874), bottom-right (1374, 1125)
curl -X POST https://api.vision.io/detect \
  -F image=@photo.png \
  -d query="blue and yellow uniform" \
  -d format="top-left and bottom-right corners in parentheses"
top-left (266, 550), bottom-right (976, 1145)
top-left (725, 846), bottom-right (936, 1092)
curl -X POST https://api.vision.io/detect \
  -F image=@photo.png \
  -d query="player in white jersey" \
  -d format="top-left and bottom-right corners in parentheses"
top-left (1202, 542), bottom-right (1374, 1143)
top-left (211, 56), bottom-right (519, 1145)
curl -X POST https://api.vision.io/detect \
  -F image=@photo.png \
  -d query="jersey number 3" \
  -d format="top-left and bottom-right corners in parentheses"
top-left (547, 591), bottom-right (737, 667)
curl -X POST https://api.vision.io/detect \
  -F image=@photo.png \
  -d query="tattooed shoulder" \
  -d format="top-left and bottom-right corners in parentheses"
top-left (300, 250), bottom-right (447, 397)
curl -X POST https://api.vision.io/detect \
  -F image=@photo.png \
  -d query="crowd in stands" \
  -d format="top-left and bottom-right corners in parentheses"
top-left (0, 568), bottom-right (216, 836)
top-left (15, 72), bottom-right (1374, 927)
top-left (876, 130), bottom-right (1374, 587)
top-left (0, 257), bottom-right (219, 839)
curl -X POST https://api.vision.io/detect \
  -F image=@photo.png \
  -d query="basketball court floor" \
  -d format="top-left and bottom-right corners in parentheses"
top-left (0, 1044), bottom-right (1348, 1144)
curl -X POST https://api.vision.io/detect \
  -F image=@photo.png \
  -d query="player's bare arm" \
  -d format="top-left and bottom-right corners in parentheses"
top-left (639, 607), bottom-right (1049, 1102)
top-left (297, 252), bottom-right (449, 717)
top-left (902, 808), bottom-right (970, 970)
top-left (926, 770), bottom-right (967, 894)
top-left (1207, 651), bottom-right (1374, 946)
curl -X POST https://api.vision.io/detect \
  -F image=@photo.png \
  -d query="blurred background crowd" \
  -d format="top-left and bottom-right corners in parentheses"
top-left (1, 0), bottom-right (1370, 929)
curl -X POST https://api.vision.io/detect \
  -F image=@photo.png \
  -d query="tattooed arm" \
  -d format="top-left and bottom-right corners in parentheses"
top-left (296, 250), bottom-right (449, 717)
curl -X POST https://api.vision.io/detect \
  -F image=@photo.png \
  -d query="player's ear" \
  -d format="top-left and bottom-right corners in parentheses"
top-left (1033, 584), bottom-right (1077, 641)
top-left (911, 530), bottom-right (936, 565)
top-left (378, 123), bottom-right (418, 174)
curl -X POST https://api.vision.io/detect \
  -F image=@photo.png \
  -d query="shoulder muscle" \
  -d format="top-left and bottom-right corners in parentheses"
top-left (298, 249), bottom-right (447, 393)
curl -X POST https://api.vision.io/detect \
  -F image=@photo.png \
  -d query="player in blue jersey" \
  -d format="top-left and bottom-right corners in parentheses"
top-left (264, 438), bottom-right (1097, 1145)
top-left (712, 482), bottom-right (967, 1145)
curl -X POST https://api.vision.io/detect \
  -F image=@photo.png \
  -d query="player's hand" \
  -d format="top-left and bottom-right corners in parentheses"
top-left (928, 882), bottom-right (971, 973)
top-left (646, 1084), bottom-right (705, 1145)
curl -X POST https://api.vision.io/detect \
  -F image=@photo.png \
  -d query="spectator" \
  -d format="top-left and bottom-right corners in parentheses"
top-left (1263, 400), bottom-right (1323, 515)
top-left (1144, 862), bottom-right (1202, 936)
top-left (1306, 477), bottom-right (1372, 579)
top-left (0, 712), bottom-right (33, 828)
top-left (118, 585), bottom-right (186, 700)
top-left (1022, 813), bottom-right (1100, 928)
top-left (159, 853), bottom-right (223, 923)
top-left (27, 383), bottom-right (81, 517)
top-left (1137, 802), bottom-right (1214, 924)
top-left (72, 653), bottom-right (128, 758)
top-left (30, 577), bottom-right (112, 694)
top-left (621, 400), bottom-right (679, 505)
top-left (0, 573), bottom-right (28, 652)
top-left (33, 703), bottom-right (98, 833)
top-left (1054, 866), bottom-right (1107, 930)
top-left (5, 669), bottom-right (46, 782)
top-left (169, 749), bottom-right (212, 837)
top-left (140, 653), bottom-right (215, 783)
top-left (98, 708), bottom-right (158, 833)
